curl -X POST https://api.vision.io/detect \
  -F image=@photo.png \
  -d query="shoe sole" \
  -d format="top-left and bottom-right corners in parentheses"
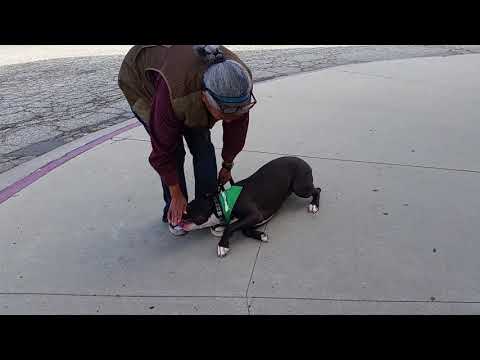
top-left (169, 225), bottom-right (187, 236)
top-left (210, 225), bottom-right (225, 237)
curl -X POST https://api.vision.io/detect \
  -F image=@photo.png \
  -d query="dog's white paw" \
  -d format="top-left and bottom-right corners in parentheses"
top-left (260, 233), bottom-right (269, 242)
top-left (308, 204), bottom-right (319, 214)
top-left (217, 245), bottom-right (230, 258)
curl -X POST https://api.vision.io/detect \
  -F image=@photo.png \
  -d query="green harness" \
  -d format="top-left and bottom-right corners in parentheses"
top-left (218, 185), bottom-right (243, 224)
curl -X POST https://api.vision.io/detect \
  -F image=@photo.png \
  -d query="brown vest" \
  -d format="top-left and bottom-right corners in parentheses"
top-left (118, 45), bottom-right (252, 131)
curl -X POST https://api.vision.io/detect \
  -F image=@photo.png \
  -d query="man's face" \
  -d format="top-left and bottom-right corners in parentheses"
top-left (202, 93), bottom-right (245, 123)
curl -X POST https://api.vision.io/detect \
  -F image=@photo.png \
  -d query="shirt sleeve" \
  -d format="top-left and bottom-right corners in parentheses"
top-left (148, 75), bottom-right (183, 186)
top-left (221, 112), bottom-right (249, 164)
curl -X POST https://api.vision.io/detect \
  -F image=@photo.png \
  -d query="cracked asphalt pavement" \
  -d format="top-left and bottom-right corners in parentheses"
top-left (1, 45), bottom-right (480, 174)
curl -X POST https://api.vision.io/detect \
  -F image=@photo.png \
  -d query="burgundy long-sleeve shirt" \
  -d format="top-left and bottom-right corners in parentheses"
top-left (148, 74), bottom-right (249, 186)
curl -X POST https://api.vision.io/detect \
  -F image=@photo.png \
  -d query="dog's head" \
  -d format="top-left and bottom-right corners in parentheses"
top-left (182, 194), bottom-right (222, 232)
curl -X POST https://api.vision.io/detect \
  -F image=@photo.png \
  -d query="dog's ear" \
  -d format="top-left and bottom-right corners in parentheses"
top-left (185, 199), bottom-right (199, 217)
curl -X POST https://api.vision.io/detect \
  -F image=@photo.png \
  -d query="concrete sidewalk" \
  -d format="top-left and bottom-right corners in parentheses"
top-left (1, 54), bottom-right (480, 314)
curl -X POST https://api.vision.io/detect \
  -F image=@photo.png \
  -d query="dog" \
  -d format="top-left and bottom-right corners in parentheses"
top-left (181, 156), bottom-right (321, 257)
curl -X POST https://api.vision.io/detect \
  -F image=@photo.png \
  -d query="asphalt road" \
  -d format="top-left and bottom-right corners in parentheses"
top-left (1, 45), bottom-right (480, 174)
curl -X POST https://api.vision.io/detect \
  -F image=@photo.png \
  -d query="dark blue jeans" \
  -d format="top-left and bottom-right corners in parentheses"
top-left (133, 112), bottom-right (218, 217)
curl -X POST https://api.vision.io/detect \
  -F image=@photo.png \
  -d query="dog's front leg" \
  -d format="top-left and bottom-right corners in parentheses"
top-left (217, 212), bottom-right (263, 257)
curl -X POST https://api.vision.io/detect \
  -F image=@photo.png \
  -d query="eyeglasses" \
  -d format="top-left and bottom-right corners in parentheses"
top-left (204, 87), bottom-right (257, 115)
top-left (219, 92), bottom-right (257, 114)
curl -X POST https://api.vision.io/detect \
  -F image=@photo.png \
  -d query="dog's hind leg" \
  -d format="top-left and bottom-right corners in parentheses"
top-left (242, 228), bottom-right (269, 242)
top-left (292, 170), bottom-right (321, 214)
top-left (217, 210), bottom-right (263, 258)
top-left (308, 187), bottom-right (321, 214)
top-left (242, 212), bottom-right (275, 242)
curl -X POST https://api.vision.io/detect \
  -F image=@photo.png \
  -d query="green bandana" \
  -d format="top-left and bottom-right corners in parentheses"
top-left (218, 185), bottom-right (243, 224)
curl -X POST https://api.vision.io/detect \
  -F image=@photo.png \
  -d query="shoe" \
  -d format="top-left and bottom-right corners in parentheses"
top-left (169, 224), bottom-right (187, 236)
top-left (210, 224), bottom-right (226, 237)
top-left (210, 217), bottom-right (239, 237)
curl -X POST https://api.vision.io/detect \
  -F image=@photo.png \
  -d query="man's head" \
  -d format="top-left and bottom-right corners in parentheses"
top-left (194, 45), bottom-right (256, 122)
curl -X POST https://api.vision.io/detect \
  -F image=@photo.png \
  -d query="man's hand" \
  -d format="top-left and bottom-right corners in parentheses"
top-left (168, 185), bottom-right (187, 225)
top-left (218, 167), bottom-right (232, 186)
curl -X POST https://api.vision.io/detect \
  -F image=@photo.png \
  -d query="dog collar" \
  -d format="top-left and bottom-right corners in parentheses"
top-left (218, 185), bottom-right (243, 225)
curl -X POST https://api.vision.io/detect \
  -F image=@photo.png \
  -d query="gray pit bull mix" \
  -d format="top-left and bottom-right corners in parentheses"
top-left (181, 156), bottom-right (321, 257)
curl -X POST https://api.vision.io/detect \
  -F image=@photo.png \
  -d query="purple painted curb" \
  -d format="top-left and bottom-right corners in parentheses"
top-left (0, 122), bottom-right (141, 205)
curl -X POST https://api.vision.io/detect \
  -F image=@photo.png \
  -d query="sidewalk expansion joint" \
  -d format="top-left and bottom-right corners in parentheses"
top-left (2, 292), bottom-right (479, 305)
top-left (246, 243), bottom-right (262, 315)
top-left (0, 292), bottom-right (243, 300)
top-left (93, 142), bottom-right (480, 175)
top-left (237, 149), bottom-right (480, 175)
top-left (248, 296), bottom-right (480, 304)
top-left (245, 223), bottom-right (268, 314)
